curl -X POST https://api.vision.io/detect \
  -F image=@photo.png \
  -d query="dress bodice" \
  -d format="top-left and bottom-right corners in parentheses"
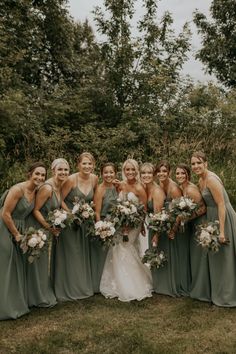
top-left (40, 191), bottom-right (61, 218)
top-left (201, 187), bottom-right (230, 208)
top-left (101, 187), bottom-right (117, 219)
top-left (164, 195), bottom-right (172, 210)
top-left (11, 196), bottom-right (34, 220)
top-left (147, 199), bottom-right (154, 213)
top-left (65, 187), bottom-right (94, 210)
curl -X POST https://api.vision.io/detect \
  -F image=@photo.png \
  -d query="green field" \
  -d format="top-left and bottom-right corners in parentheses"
top-left (1, 294), bottom-right (236, 354)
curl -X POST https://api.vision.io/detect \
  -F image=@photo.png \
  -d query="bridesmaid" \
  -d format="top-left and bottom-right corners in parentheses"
top-left (0, 162), bottom-right (46, 320)
top-left (191, 151), bottom-right (236, 307)
top-left (154, 160), bottom-right (183, 297)
top-left (26, 158), bottom-right (69, 308)
top-left (53, 152), bottom-right (98, 301)
top-left (93, 162), bottom-right (118, 292)
top-left (175, 163), bottom-right (206, 300)
top-left (140, 162), bottom-right (166, 248)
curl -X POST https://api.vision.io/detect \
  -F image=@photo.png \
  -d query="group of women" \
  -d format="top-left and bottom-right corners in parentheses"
top-left (1, 151), bottom-right (236, 320)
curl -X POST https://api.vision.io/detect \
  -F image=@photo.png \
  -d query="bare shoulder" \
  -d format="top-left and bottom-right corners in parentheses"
top-left (96, 183), bottom-right (105, 195)
top-left (65, 173), bottom-right (77, 186)
top-left (136, 182), bottom-right (145, 192)
top-left (207, 173), bottom-right (223, 187)
top-left (186, 184), bottom-right (202, 202)
top-left (92, 173), bottom-right (99, 186)
top-left (170, 181), bottom-right (182, 194)
top-left (8, 183), bottom-right (24, 198)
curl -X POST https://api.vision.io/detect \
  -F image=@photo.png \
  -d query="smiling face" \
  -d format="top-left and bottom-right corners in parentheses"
top-left (191, 156), bottom-right (207, 176)
top-left (156, 165), bottom-right (169, 182)
top-left (124, 162), bottom-right (137, 181)
top-left (53, 162), bottom-right (70, 182)
top-left (29, 167), bottom-right (46, 187)
top-left (102, 165), bottom-right (116, 184)
top-left (78, 157), bottom-right (94, 175)
top-left (140, 167), bottom-right (154, 184)
top-left (176, 167), bottom-right (188, 185)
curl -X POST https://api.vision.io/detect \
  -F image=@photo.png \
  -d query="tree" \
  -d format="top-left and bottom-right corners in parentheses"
top-left (194, 0), bottom-right (236, 87)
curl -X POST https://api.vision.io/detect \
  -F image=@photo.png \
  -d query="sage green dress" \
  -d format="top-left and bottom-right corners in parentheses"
top-left (196, 187), bottom-right (236, 307)
top-left (189, 214), bottom-right (210, 302)
top-left (151, 197), bottom-right (181, 297)
top-left (0, 196), bottom-right (31, 320)
top-left (52, 187), bottom-right (94, 301)
top-left (25, 187), bottom-right (58, 308)
top-left (176, 222), bottom-right (191, 296)
top-left (91, 186), bottom-right (118, 293)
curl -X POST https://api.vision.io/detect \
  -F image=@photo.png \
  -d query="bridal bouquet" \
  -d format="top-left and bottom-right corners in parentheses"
top-left (148, 209), bottom-right (172, 235)
top-left (196, 220), bottom-right (228, 253)
top-left (93, 220), bottom-right (116, 247)
top-left (142, 247), bottom-right (167, 270)
top-left (18, 227), bottom-right (48, 263)
top-left (169, 197), bottom-right (198, 231)
top-left (111, 192), bottom-right (145, 242)
top-left (47, 208), bottom-right (74, 230)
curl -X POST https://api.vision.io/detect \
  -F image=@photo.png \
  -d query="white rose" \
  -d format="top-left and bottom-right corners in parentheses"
top-left (130, 205), bottom-right (137, 214)
top-left (82, 211), bottom-right (90, 219)
top-left (60, 212), bottom-right (67, 221)
top-left (72, 204), bottom-right (79, 214)
top-left (38, 240), bottom-right (45, 249)
top-left (124, 207), bottom-right (131, 215)
top-left (41, 234), bottom-right (47, 241)
top-left (127, 192), bottom-right (136, 202)
top-left (54, 210), bottom-right (62, 218)
top-left (54, 217), bottom-right (62, 225)
top-left (206, 225), bottom-right (214, 233)
top-left (179, 200), bottom-right (186, 209)
top-left (28, 237), bottom-right (38, 248)
top-left (37, 230), bottom-right (44, 237)
top-left (95, 221), bottom-right (104, 229)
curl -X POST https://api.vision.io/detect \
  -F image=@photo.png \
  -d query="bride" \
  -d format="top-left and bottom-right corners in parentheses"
top-left (100, 159), bottom-right (153, 302)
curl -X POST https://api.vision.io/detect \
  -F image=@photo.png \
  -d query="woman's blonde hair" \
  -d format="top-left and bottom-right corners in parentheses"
top-left (122, 159), bottom-right (140, 182)
top-left (140, 162), bottom-right (155, 174)
top-left (51, 158), bottom-right (69, 171)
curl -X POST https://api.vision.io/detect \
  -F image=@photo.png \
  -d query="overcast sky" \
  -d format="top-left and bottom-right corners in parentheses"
top-left (68, 0), bottom-right (214, 83)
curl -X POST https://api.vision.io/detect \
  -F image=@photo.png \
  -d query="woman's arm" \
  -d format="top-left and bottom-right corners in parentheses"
top-left (2, 185), bottom-right (24, 240)
top-left (136, 183), bottom-right (147, 210)
top-left (207, 176), bottom-right (226, 242)
top-left (94, 185), bottom-right (105, 222)
top-left (186, 185), bottom-right (206, 220)
top-left (33, 185), bottom-right (52, 230)
top-left (170, 183), bottom-right (182, 199)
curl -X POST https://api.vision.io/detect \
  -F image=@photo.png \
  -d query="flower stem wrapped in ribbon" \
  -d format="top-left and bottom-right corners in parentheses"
top-left (18, 227), bottom-right (48, 263)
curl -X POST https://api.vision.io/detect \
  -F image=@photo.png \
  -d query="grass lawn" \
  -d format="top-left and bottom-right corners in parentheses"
top-left (1, 294), bottom-right (236, 354)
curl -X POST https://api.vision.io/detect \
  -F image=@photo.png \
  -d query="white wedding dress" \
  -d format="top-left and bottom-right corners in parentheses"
top-left (100, 192), bottom-right (153, 302)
